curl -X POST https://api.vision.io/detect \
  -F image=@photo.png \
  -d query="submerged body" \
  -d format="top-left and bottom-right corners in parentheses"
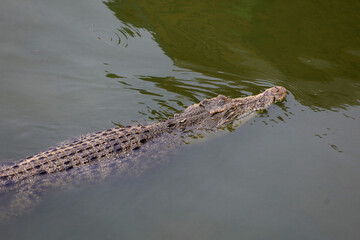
top-left (0, 86), bottom-right (286, 187)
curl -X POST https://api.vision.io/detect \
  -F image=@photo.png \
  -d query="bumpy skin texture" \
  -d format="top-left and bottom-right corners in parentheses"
top-left (0, 86), bottom-right (286, 187)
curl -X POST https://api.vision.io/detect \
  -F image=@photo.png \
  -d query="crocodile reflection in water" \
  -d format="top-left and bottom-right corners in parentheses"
top-left (0, 86), bottom-right (286, 188)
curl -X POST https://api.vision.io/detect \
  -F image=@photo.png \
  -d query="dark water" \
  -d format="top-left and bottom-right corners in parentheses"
top-left (0, 0), bottom-right (359, 239)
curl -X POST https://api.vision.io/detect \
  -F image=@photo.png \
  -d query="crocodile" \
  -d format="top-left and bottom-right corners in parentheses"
top-left (0, 86), bottom-right (286, 221)
top-left (0, 86), bottom-right (286, 188)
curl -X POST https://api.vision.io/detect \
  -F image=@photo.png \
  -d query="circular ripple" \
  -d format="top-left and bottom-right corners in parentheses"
top-left (92, 23), bottom-right (142, 47)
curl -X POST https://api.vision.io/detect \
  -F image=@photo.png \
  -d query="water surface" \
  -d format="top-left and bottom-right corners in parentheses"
top-left (0, 0), bottom-right (359, 239)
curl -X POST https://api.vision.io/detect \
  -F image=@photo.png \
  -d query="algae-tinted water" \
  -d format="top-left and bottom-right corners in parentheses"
top-left (0, 0), bottom-right (359, 239)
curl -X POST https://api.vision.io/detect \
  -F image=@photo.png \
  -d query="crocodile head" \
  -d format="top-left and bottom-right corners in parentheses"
top-left (176, 86), bottom-right (287, 129)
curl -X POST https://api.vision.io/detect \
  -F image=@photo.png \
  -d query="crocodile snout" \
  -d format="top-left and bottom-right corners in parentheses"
top-left (271, 86), bottom-right (287, 102)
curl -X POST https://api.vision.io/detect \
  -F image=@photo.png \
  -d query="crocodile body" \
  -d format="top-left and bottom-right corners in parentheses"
top-left (0, 86), bottom-right (286, 188)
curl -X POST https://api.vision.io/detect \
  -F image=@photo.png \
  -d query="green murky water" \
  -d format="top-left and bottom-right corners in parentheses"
top-left (0, 0), bottom-right (359, 239)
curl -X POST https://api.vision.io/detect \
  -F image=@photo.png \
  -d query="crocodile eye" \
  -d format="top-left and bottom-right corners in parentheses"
top-left (167, 122), bottom-right (176, 128)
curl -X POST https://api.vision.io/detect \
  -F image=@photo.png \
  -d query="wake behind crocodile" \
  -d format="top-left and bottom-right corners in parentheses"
top-left (0, 86), bottom-right (286, 220)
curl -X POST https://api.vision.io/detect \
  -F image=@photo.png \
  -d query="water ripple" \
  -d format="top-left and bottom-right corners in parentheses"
top-left (91, 23), bottom-right (142, 47)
